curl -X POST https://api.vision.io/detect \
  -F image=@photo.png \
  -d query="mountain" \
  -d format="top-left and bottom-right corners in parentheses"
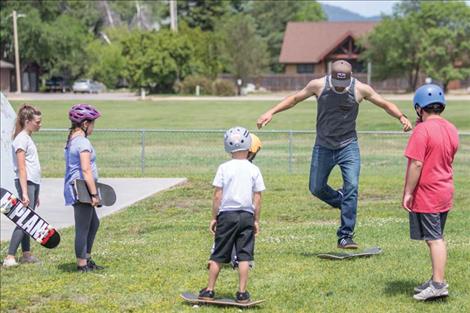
top-left (321, 3), bottom-right (382, 21)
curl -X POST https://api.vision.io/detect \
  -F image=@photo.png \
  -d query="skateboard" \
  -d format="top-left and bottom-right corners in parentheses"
top-left (180, 292), bottom-right (265, 308)
top-left (317, 247), bottom-right (382, 260)
top-left (1, 187), bottom-right (61, 249)
top-left (73, 179), bottom-right (116, 207)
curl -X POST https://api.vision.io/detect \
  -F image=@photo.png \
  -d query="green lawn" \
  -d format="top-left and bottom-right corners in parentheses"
top-left (9, 99), bottom-right (470, 131)
top-left (1, 99), bottom-right (469, 312)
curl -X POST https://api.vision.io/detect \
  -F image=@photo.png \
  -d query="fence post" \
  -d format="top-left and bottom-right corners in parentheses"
top-left (140, 129), bottom-right (145, 175)
top-left (288, 130), bottom-right (293, 174)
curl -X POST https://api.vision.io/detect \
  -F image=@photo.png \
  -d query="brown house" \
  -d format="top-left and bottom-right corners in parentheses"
top-left (279, 21), bottom-right (377, 75)
top-left (0, 60), bottom-right (14, 92)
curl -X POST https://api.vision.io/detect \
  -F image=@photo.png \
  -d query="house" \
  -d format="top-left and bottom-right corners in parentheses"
top-left (279, 21), bottom-right (377, 75)
top-left (0, 60), bottom-right (14, 92)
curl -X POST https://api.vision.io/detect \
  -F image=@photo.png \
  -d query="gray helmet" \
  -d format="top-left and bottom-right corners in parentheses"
top-left (224, 126), bottom-right (252, 153)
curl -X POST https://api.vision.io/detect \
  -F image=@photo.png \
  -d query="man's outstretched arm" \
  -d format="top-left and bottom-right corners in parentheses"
top-left (257, 79), bottom-right (321, 129)
top-left (360, 83), bottom-right (413, 132)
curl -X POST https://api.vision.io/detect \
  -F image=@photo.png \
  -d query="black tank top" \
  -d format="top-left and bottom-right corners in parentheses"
top-left (315, 75), bottom-right (359, 149)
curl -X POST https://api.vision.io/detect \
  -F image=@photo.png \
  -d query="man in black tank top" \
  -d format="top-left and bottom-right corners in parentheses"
top-left (256, 60), bottom-right (412, 249)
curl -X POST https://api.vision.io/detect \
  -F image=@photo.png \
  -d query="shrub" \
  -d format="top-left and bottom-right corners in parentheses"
top-left (175, 75), bottom-right (213, 95)
top-left (212, 79), bottom-right (236, 96)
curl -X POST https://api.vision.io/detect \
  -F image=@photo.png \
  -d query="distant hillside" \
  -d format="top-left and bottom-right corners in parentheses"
top-left (321, 3), bottom-right (382, 21)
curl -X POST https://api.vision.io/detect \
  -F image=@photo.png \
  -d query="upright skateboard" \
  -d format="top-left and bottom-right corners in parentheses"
top-left (1, 187), bottom-right (61, 249)
top-left (317, 247), bottom-right (382, 260)
top-left (73, 179), bottom-right (116, 207)
top-left (180, 292), bottom-right (265, 308)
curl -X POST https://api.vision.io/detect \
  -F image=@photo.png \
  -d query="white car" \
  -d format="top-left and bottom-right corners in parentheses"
top-left (72, 80), bottom-right (102, 94)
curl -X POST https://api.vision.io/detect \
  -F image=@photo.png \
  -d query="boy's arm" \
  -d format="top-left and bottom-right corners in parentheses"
top-left (210, 187), bottom-right (222, 235)
top-left (253, 192), bottom-right (262, 235)
top-left (402, 159), bottom-right (423, 212)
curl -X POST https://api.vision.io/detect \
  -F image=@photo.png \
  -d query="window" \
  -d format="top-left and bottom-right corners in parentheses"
top-left (296, 64), bottom-right (314, 74)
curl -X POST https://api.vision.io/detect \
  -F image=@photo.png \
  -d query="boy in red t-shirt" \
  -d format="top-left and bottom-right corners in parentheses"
top-left (403, 84), bottom-right (459, 301)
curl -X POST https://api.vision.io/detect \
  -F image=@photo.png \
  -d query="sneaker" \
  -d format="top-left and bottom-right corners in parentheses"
top-left (413, 283), bottom-right (448, 301)
top-left (414, 279), bottom-right (449, 293)
top-left (235, 291), bottom-right (251, 303)
top-left (337, 237), bottom-right (358, 249)
top-left (87, 258), bottom-right (104, 270)
top-left (2, 258), bottom-right (18, 267)
top-left (77, 265), bottom-right (91, 273)
top-left (19, 255), bottom-right (40, 264)
top-left (198, 288), bottom-right (215, 300)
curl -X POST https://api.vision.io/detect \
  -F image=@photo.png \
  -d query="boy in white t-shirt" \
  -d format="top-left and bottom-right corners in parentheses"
top-left (199, 127), bottom-right (265, 303)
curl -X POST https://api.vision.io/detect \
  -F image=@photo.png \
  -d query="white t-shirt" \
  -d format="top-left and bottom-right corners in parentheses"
top-left (212, 159), bottom-right (265, 214)
top-left (12, 130), bottom-right (41, 184)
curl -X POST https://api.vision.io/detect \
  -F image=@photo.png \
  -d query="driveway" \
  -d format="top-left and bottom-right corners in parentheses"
top-left (1, 178), bottom-right (186, 241)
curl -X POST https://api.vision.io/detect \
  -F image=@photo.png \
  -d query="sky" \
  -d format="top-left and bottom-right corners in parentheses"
top-left (318, 0), bottom-right (470, 18)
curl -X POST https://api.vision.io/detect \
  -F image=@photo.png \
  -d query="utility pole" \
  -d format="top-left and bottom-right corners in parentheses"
top-left (12, 10), bottom-right (21, 94)
top-left (170, 0), bottom-right (178, 32)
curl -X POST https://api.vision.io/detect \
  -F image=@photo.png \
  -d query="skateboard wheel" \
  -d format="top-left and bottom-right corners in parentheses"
top-left (47, 225), bottom-right (53, 230)
top-left (36, 238), bottom-right (42, 243)
top-left (0, 208), bottom-right (6, 213)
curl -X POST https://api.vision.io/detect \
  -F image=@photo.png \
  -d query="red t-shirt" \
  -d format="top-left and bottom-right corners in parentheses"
top-left (404, 117), bottom-right (459, 213)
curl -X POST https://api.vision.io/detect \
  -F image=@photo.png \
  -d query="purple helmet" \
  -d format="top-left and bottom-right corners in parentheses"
top-left (68, 104), bottom-right (101, 123)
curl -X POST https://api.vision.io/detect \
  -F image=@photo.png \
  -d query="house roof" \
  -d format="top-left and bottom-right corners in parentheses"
top-left (0, 60), bottom-right (15, 69)
top-left (279, 21), bottom-right (377, 64)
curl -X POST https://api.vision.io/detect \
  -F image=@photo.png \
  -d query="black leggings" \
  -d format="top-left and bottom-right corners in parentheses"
top-left (8, 180), bottom-right (40, 255)
top-left (73, 203), bottom-right (100, 259)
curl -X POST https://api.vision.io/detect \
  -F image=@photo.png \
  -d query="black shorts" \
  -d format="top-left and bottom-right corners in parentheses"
top-left (409, 212), bottom-right (448, 241)
top-left (210, 211), bottom-right (255, 263)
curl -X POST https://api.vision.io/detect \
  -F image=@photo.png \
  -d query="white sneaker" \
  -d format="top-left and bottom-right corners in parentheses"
top-left (414, 279), bottom-right (449, 293)
top-left (413, 284), bottom-right (448, 301)
top-left (2, 258), bottom-right (19, 267)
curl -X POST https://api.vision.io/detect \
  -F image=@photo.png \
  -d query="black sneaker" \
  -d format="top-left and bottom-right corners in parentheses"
top-left (236, 291), bottom-right (251, 303)
top-left (77, 265), bottom-right (90, 273)
top-left (337, 237), bottom-right (358, 249)
top-left (87, 258), bottom-right (104, 270)
top-left (198, 288), bottom-right (215, 300)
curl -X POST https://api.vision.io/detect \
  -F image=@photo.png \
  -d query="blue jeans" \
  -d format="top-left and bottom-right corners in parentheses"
top-left (309, 140), bottom-right (361, 239)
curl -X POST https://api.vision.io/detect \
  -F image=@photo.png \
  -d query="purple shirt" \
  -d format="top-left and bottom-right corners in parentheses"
top-left (63, 136), bottom-right (98, 205)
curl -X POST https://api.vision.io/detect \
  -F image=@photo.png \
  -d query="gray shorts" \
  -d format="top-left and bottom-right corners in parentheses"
top-left (409, 212), bottom-right (448, 241)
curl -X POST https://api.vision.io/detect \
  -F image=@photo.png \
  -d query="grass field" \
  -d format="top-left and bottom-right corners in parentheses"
top-left (1, 99), bottom-right (469, 312)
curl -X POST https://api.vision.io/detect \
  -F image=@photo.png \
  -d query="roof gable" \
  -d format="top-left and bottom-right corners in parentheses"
top-left (279, 21), bottom-right (377, 63)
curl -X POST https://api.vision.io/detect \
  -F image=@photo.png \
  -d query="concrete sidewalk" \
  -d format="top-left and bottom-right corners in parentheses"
top-left (1, 178), bottom-right (186, 241)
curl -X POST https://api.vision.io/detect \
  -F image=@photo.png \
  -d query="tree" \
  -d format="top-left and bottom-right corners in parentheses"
top-left (177, 0), bottom-right (231, 31)
top-left (179, 23), bottom-right (222, 79)
top-left (217, 14), bottom-right (269, 81)
top-left (363, 0), bottom-right (470, 91)
top-left (122, 30), bottom-right (195, 93)
top-left (248, 0), bottom-right (325, 72)
top-left (418, 1), bottom-right (470, 91)
top-left (362, 14), bottom-right (423, 91)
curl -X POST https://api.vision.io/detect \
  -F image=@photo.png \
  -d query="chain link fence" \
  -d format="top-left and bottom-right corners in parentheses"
top-left (36, 129), bottom-right (470, 178)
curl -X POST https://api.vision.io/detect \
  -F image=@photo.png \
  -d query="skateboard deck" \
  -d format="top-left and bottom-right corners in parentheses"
top-left (1, 187), bottom-right (61, 249)
top-left (73, 179), bottom-right (116, 207)
top-left (180, 292), bottom-right (265, 308)
top-left (317, 247), bottom-right (382, 260)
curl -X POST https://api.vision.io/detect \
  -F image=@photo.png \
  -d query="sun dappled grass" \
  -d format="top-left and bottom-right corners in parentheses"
top-left (1, 99), bottom-right (469, 312)
top-left (1, 175), bottom-right (469, 312)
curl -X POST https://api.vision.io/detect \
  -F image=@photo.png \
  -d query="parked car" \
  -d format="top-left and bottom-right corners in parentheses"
top-left (72, 79), bottom-right (103, 94)
top-left (45, 76), bottom-right (71, 93)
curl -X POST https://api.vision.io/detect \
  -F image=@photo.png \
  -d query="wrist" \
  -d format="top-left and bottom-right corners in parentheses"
top-left (398, 114), bottom-right (407, 120)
